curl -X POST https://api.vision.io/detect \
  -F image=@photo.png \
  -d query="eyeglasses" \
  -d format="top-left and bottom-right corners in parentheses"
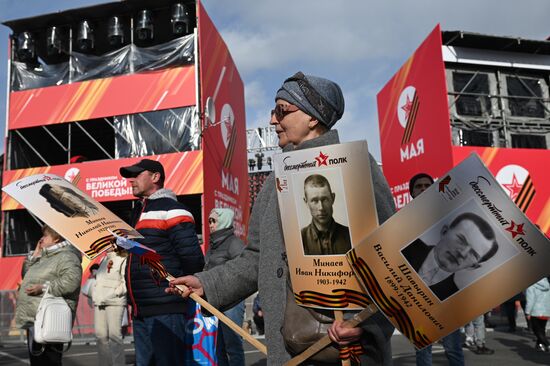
top-left (208, 218), bottom-right (217, 224)
top-left (271, 104), bottom-right (300, 122)
top-left (283, 71), bottom-right (336, 125)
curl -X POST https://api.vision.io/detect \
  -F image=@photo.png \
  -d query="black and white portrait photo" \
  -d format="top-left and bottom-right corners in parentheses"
top-left (296, 170), bottom-right (352, 256)
top-left (39, 183), bottom-right (99, 218)
top-left (401, 199), bottom-right (519, 301)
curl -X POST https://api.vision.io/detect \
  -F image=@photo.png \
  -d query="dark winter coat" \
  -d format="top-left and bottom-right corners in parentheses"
top-left (204, 227), bottom-right (245, 271)
top-left (127, 188), bottom-right (204, 317)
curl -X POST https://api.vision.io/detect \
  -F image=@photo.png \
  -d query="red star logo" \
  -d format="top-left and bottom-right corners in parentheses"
top-left (503, 174), bottom-right (523, 200)
top-left (315, 151), bottom-right (329, 166)
top-left (276, 178), bottom-right (283, 192)
top-left (505, 220), bottom-right (526, 239)
top-left (401, 95), bottom-right (413, 121)
top-left (438, 176), bottom-right (451, 192)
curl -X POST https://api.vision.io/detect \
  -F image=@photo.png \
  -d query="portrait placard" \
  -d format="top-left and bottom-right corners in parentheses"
top-left (347, 154), bottom-right (550, 348)
top-left (2, 174), bottom-right (142, 259)
top-left (274, 141), bottom-right (378, 310)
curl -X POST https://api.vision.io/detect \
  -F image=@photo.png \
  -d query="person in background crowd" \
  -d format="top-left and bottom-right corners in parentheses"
top-left (119, 158), bottom-right (204, 366)
top-left (82, 263), bottom-right (100, 308)
top-left (525, 277), bottom-right (550, 352)
top-left (463, 315), bottom-right (495, 355)
top-left (408, 173), bottom-right (465, 366)
top-left (252, 295), bottom-right (264, 336)
top-left (502, 292), bottom-right (528, 332)
top-left (92, 245), bottom-right (128, 366)
top-left (409, 173), bottom-right (433, 199)
top-left (167, 72), bottom-right (396, 365)
top-left (15, 225), bottom-right (82, 366)
top-left (205, 208), bottom-right (245, 366)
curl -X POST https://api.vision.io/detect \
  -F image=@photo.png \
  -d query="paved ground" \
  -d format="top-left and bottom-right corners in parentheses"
top-left (0, 335), bottom-right (268, 366)
top-left (392, 327), bottom-right (550, 365)
top-left (1, 314), bottom-right (549, 365)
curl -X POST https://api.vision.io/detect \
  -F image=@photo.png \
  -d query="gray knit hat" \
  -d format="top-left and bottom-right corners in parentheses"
top-left (275, 72), bottom-right (344, 129)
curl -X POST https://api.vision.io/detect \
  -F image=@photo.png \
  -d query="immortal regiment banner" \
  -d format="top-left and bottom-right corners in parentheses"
top-left (274, 141), bottom-right (378, 310)
top-left (347, 153), bottom-right (550, 348)
top-left (2, 173), bottom-right (142, 259)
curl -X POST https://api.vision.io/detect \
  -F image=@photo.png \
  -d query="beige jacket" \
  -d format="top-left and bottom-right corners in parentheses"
top-left (15, 242), bottom-right (82, 329)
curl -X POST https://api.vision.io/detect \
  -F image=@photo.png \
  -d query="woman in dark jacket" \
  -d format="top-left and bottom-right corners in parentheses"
top-left (205, 208), bottom-right (246, 366)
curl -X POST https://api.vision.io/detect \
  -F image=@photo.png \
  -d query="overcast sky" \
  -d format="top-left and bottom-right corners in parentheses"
top-left (1, 0), bottom-right (550, 160)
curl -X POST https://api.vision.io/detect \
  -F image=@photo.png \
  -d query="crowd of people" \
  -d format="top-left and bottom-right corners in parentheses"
top-left (12, 72), bottom-right (549, 366)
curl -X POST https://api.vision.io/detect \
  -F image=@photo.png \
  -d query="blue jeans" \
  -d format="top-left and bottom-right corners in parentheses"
top-left (133, 313), bottom-right (192, 366)
top-left (465, 315), bottom-right (486, 347)
top-left (217, 301), bottom-right (245, 366)
top-left (416, 329), bottom-right (464, 366)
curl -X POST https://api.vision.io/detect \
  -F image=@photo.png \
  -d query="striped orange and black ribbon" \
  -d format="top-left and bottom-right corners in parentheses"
top-left (401, 92), bottom-right (420, 145)
top-left (84, 228), bottom-right (134, 258)
top-left (141, 253), bottom-right (168, 279)
top-left (515, 175), bottom-right (535, 213)
top-left (223, 122), bottom-right (238, 169)
top-left (70, 172), bottom-right (81, 186)
top-left (347, 249), bottom-right (432, 349)
top-left (294, 289), bottom-right (372, 308)
top-left (339, 343), bottom-right (364, 362)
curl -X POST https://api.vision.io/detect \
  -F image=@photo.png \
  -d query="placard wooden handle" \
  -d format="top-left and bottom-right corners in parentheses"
top-left (334, 311), bottom-right (351, 366)
top-left (166, 275), bottom-right (268, 355)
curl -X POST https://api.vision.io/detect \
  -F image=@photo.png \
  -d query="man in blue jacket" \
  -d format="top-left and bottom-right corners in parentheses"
top-left (120, 159), bottom-right (204, 366)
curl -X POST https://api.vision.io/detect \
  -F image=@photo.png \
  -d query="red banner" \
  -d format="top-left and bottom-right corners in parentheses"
top-left (0, 256), bottom-right (24, 290)
top-left (0, 255), bottom-right (102, 294)
top-left (453, 146), bottom-right (550, 236)
top-left (377, 25), bottom-right (453, 209)
top-left (198, 1), bottom-right (250, 244)
top-left (2, 151), bottom-right (203, 210)
top-left (9, 66), bottom-right (196, 129)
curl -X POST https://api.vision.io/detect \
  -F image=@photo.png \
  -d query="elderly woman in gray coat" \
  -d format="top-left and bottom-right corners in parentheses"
top-left (16, 225), bottom-right (82, 366)
top-left (168, 72), bottom-right (396, 365)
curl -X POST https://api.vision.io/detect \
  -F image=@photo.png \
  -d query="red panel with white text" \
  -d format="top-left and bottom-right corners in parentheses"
top-left (198, 1), bottom-right (250, 245)
top-left (2, 151), bottom-right (203, 210)
top-left (377, 25), bottom-right (453, 209)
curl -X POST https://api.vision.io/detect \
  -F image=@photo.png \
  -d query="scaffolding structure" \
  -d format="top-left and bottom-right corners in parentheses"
top-left (246, 126), bottom-right (280, 209)
top-left (0, 0), bottom-right (249, 271)
top-left (443, 31), bottom-right (550, 149)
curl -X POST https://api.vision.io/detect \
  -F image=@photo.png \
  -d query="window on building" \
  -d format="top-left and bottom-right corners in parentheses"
top-left (7, 124), bottom-right (69, 170)
top-left (511, 134), bottom-right (547, 149)
top-left (452, 72), bottom-right (492, 116)
top-left (506, 76), bottom-right (546, 118)
top-left (458, 129), bottom-right (493, 147)
top-left (6, 106), bottom-right (200, 170)
top-left (2, 210), bottom-right (42, 256)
